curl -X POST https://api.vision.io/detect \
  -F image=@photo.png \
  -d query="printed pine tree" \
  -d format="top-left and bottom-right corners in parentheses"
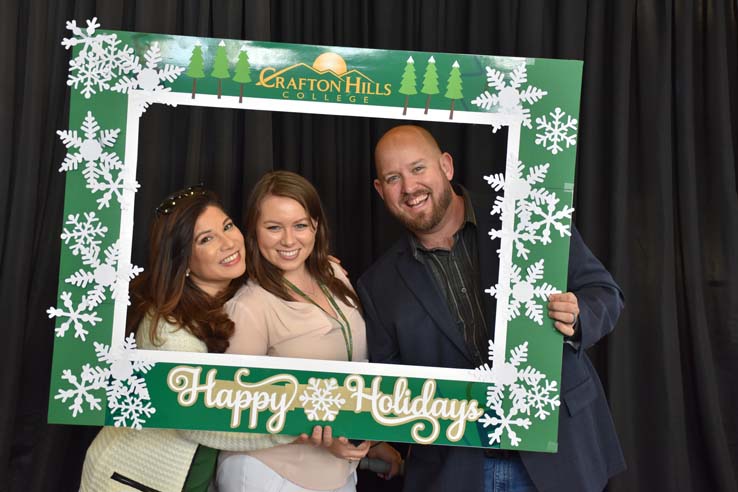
top-left (232, 45), bottom-right (252, 103)
top-left (444, 60), bottom-right (463, 120)
top-left (421, 56), bottom-right (440, 114)
top-left (210, 40), bottom-right (231, 99)
top-left (186, 42), bottom-right (205, 99)
top-left (399, 56), bottom-right (417, 115)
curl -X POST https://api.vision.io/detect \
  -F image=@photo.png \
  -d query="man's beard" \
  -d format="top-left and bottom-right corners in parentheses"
top-left (394, 183), bottom-right (453, 233)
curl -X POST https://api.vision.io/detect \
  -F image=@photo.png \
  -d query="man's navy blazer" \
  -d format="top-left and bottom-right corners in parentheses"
top-left (357, 193), bottom-right (626, 492)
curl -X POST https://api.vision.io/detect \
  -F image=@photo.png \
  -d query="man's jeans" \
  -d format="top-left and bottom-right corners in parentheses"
top-left (483, 454), bottom-right (537, 492)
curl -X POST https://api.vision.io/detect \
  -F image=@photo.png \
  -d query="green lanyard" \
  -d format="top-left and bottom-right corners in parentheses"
top-left (283, 277), bottom-right (353, 361)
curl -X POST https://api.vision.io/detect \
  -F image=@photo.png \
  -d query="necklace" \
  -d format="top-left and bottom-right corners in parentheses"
top-left (283, 277), bottom-right (353, 361)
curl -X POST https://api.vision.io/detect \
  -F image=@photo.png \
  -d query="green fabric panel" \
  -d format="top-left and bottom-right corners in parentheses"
top-left (182, 445), bottom-right (218, 492)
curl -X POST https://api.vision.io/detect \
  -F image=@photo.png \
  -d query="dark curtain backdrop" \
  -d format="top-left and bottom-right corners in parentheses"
top-left (1, 1), bottom-right (737, 491)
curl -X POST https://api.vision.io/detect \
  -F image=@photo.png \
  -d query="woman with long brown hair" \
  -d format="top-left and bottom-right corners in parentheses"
top-left (79, 186), bottom-right (294, 492)
top-left (218, 172), bottom-right (401, 492)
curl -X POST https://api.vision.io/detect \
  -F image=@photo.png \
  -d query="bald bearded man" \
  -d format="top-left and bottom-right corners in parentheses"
top-left (357, 125), bottom-right (625, 492)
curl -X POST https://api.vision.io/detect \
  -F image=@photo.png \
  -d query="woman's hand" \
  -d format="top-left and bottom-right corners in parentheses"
top-left (367, 442), bottom-right (403, 479)
top-left (291, 425), bottom-right (321, 446)
top-left (322, 426), bottom-right (370, 461)
top-left (327, 255), bottom-right (349, 277)
top-left (293, 426), bottom-right (369, 461)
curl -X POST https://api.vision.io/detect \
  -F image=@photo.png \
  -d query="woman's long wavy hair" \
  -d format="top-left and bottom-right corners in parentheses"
top-left (126, 189), bottom-right (241, 353)
top-left (244, 171), bottom-right (359, 308)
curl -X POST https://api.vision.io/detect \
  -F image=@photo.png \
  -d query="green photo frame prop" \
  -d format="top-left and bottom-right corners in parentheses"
top-left (48, 18), bottom-right (582, 452)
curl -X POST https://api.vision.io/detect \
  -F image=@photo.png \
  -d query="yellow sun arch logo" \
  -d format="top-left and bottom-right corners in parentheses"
top-left (257, 52), bottom-right (357, 87)
top-left (256, 51), bottom-right (391, 100)
top-left (311, 52), bottom-right (347, 76)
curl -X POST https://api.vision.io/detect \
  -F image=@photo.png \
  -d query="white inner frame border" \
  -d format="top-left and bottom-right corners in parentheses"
top-left (113, 89), bottom-right (522, 383)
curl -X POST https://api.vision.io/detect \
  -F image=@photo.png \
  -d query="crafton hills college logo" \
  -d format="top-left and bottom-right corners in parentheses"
top-left (257, 52), bottom-right (392, 104)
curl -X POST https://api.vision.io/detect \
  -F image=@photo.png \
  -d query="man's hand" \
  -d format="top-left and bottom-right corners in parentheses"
top-left (548, 292), bottom-right (579, 337)
top-left (367, 442), bottom-right (403, 479)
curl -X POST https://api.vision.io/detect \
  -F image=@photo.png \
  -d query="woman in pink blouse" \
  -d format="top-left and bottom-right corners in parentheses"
top-left (217, 171), bottom-right (400, 492)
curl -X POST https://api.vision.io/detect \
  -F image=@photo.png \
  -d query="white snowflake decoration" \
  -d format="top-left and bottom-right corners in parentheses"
top-left (472, 64), bottom-right (548, 132)
top-left (535, 107), bottom-right (578, 155)
top-left (486, 160), bottom-right (574, 260)
top-left (520, 194), bottom-right (575, 248)
top-left (484, 160), bottom-right (556, 220)
top-left (47, 291), bottom-right (102, 341)
top-left (51, 207), bottom-right (143, 334)
top-left (57, 111), bottom-right (121, 174)
top-left (299, 378), bottom-right (346, 421)
top-left (65, 240), bottom-right (144, 308)
top-left (475, 341), bottom-right (560, 446)
top-left (99, 334), bottom-right (156, 429)
top-left (55, 334), bottom-right (156, 429)
top-left (62, 18), bottom-right (137, 99)
top-left (111, 42), bottom-right (185, 117)
top-left (485, 259), bottom-right (559, 325)
top-left (87, 161), bottom-right (140, 210)
top-left (60, 211), bottom-right (108, 256)
top-left (54, 363), bottom-right (108, 417)
top-left (479, 406), bottom-right (532, 447)
top-left (57, 111), bottom-right (139, 209)
top-left (62, 18), bottom-right (182, 114)
top-left (108, 385), bottom-right (157, 429)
